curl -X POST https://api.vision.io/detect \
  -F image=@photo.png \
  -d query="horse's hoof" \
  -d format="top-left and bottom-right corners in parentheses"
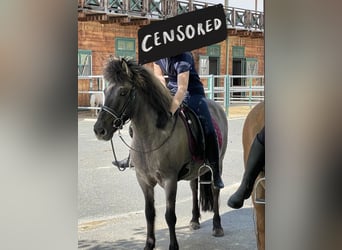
top-left (189, 221), bottom-right (200, 230)
top-left (144, 238), bottom-right (155, 250)
top-left (212, 228), bottom-right (224, 237)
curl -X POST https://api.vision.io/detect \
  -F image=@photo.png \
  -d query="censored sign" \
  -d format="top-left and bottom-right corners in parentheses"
top-left (138, 4), bottom-right (227, 64)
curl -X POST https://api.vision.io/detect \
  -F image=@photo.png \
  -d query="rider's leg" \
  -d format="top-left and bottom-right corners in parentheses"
top-left (187, 95), bottom-right (224, 189)
top-left (205, 132), bottom-right (224, 189)
top-left (227, 127), bottom-right (265, 209)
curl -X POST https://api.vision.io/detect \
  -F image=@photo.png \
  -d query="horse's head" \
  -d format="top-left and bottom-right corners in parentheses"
top-left (94, 58), bottom-right (136, 141)
top-left (94, 57), bottom-right (173, 140)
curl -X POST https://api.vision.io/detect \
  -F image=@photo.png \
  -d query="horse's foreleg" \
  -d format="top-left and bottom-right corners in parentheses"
top-left (189, 179), bottom-right (200, 230)
top-left (212, 184), bottom-right (224, 237)
top-left (164, 179), bottom-right (179, 250)
top-left (139, 182), bottom-right (156, 250)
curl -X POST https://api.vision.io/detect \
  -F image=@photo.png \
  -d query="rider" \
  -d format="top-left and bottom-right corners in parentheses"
top-left (227, 126), bottom-right (265, 208)
top-left (153, 51), bottom-right (224, 189)
top-left (114, 52), bottom-right (224, 189)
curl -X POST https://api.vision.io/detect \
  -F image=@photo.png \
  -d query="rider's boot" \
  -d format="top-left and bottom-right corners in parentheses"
top-left (112, 154), bottom-right (130, 169)
top-left (227, 135), bottom-right (265, 209)
top-left (206, 133), bottom-right (224, 189)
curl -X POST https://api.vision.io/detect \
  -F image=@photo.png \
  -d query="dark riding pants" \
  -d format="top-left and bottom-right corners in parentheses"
top-left (167, 84), bottom-right (214, 136)
top-left (186, 94), bottom-right (215, 136)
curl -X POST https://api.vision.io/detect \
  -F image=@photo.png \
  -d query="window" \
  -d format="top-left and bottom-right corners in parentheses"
top-left (115, 38), bottom-right (136, 59)
top-left (78, 49), bottom-right (92, 76)
top-left (246, 58), bottom-right (258, 75)
top-left (199, 55), bottom-right (209, 75)
top-left (232, 46), bottom-right (245, 58)
top-left (207, 45), bottom-right (221, 57)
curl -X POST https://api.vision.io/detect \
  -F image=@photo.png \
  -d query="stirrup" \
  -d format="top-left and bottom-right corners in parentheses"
top-left (253, 177), bottom-right (265, 205)
top-left (198, 164), bottom-right (213, 185)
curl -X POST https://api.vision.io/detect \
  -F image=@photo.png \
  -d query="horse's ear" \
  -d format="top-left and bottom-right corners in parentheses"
top-left (121, 58), bottom-right (132, 77)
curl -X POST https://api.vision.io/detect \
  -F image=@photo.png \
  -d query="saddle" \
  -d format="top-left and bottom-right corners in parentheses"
top-left (178, 105), bottom-right (223, 163)
top-left (179, 105), bottom-right (205, 163)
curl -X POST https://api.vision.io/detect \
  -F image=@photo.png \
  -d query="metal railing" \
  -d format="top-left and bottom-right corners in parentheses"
top-left (201, 74), bottom-right (264, 114)
top-left (78, 74), bottom-right (264, 115)
top-left (78, 0), bottom-right (264, 32)
top-left (226, 7), bottom-right (264, 31)
top-left (78, 75), bottom-right (106, 111)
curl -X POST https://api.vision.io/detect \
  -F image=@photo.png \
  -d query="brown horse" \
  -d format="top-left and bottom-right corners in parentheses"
top-left (242, 101), bottom-right (265, 250)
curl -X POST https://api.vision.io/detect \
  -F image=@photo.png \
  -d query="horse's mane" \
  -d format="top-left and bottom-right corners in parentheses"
top-left (104, 57), bottom-right (172, 128)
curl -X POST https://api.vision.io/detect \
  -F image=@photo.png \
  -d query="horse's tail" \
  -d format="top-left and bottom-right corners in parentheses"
top-left (199, 171), bottom-right (214, 212)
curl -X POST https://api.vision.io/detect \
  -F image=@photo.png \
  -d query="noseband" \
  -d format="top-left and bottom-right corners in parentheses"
top-left (101, 86), bottom-right (136, 129)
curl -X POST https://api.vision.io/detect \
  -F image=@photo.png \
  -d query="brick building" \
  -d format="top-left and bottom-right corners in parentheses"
top-left (78, 0), bottom-right (264, 106)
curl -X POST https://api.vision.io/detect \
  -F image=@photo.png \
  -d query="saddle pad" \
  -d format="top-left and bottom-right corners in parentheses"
top-left (212, 117), bottom-right (223, 149)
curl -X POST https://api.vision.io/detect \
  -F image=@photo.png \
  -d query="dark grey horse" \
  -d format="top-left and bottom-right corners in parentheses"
top-left (94, 58), bottom-right (228, 250)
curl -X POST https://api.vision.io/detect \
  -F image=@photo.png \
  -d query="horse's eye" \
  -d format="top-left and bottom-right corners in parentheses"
top-left (120, 89), bottom-right (129, 96)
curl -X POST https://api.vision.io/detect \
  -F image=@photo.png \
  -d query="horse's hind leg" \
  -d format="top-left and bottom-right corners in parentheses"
top-left (189, 179), bottom-right (201, 230)
top-left (164, 178), bottom-right (179, 250)
top-left (212, 186), bottom-right (224, 237)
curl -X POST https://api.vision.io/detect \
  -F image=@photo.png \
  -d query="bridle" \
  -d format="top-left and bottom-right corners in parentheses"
top-left (100, 86), bottom-right (136, 129)
top-left (99, 85), bottom-right (135, 171)
top-left (99, 84), bottom-right (178, 171)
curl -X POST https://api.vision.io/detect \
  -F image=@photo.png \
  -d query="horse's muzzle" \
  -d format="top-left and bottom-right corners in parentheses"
top-left (93, 122), bottom-right (114, 141)
top-left (93, 125), bottom-right (106, 138)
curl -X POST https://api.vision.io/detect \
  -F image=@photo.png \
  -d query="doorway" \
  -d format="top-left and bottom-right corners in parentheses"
top-left (232, 57), bottom-right (246, 97)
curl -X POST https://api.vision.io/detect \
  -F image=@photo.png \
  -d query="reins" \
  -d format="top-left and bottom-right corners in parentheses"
top-left (110, 114), bottom-right (178, 170)
top-left (110, 138), bottom-right (126, 171)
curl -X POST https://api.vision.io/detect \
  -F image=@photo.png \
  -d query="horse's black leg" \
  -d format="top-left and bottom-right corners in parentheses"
top-left (212, 166), bottom-right (224, 237)
top-left (164, 179), bottom-right (179, 250)
top-left (189, 179), bottom-right (201, 230)
top-left (138, 180), bottom-right (156, 250)
top-left (145, 194), bottom-right (156, 249)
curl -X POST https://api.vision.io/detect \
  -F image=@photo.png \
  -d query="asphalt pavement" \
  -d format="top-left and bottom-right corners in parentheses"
top-left (78, 106), bottom-right (258, 250)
